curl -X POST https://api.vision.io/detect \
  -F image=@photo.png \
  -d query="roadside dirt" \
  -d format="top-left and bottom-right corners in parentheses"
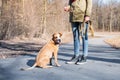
top-left (104, 37), bottom-right (120, 49)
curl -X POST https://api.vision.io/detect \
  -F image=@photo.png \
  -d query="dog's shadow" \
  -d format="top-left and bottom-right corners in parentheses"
top-left (27, 59), bottom-right (35, 67)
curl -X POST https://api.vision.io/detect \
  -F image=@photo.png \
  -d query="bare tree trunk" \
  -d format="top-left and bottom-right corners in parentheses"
top-left (0, 0), bottom-right (9, 39)
top-left (102, 18), bottom-right (105, 32)
top-left (42, 0), bottom-right (47, 35)
top-left (109, 10), bottom-right (113, 32)
top-left (0, 0), bottom-right (2, 15)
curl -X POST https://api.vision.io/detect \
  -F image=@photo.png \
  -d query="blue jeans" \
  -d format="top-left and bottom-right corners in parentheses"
top-left (71, 22), bottom-right (88, 57)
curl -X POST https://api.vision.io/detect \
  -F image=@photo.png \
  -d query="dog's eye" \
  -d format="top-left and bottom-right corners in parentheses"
top-left (55, 37), bottom-right (58, 39)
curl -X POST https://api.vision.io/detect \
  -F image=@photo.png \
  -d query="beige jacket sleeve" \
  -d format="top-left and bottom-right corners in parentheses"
top-left (85, 0), bottom-right (92, 17)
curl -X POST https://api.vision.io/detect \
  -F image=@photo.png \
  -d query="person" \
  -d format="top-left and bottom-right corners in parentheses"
top-left (64, 0), bottom-right (92, 64)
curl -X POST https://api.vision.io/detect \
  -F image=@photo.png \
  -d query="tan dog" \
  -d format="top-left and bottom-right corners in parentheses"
top-left (21, 33), bottom-right (62, 70)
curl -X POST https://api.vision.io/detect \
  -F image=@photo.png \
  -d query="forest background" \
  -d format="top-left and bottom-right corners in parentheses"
top-left (0, 0), bottom-right (120, 40)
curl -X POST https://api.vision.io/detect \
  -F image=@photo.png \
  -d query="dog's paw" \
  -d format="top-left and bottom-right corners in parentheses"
top-left (56, 64), bottom-right (61, 67)
top-left (42, 66), bottom-right (53, 68)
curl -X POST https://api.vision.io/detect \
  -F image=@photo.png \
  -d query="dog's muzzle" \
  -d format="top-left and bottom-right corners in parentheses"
top-left (55, 39), bottom-right (61, 44)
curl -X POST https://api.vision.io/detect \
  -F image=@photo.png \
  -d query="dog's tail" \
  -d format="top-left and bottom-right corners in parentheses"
top-left (20, 63), bottom-right (37, 71)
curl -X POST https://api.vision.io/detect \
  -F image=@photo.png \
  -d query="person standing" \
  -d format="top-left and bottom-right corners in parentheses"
top-left (64, 0), bottom-right (92, 64)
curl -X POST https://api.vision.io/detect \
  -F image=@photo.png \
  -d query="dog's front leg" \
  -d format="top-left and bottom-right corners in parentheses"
top-left (50, 57), bottom-right (53, 65)
top-left (54, 50), bottom-right (61, 67)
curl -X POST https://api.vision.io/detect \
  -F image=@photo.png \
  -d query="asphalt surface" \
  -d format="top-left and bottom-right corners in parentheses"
top-left (0, 33), bottom-right (120, 80)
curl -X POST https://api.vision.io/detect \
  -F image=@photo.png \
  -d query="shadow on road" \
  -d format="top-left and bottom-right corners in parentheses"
top-left (59, 43), bottom-right (120, 64)
top-left (0, 41), bottom-right (42, 58)
top-left (0, 41), bottom-right (41, 52)
top-left (88, 56), bottom-right (120, 64)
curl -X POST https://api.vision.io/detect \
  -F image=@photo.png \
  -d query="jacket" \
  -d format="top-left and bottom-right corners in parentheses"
top-left (69, 0), bottom-right (92, 22)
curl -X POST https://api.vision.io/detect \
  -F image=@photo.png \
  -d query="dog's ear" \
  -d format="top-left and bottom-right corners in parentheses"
top-left (52, 33), bottom-right (56, 37)
top-left (59, 33), bottom-right (62, 37)
top-left (52, 33), bottom-right (55, 37)
top-left (52, 33), bottom-right (55, 40)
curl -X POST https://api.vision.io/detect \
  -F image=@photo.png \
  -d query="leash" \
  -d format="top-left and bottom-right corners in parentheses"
top-left (79, 21), bottom-right (89, 37)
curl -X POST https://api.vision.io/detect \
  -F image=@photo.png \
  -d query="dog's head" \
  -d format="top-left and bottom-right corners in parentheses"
top-left (52, 33), bottom-right (62, 45)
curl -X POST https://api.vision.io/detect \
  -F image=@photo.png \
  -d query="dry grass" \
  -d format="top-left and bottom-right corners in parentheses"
top-left (104, 37), bottom-right (120, 49)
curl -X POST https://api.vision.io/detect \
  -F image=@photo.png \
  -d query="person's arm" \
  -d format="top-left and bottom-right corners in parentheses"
top-left (85, 0), bottom-right (92, 22)
top-left (64, 0), bottom-right (71, 12)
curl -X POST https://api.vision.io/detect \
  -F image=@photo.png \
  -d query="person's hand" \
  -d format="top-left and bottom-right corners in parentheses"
top-left (84, 16), bottom-right (90, 22)
top-left (64, 6), bottom-right (70, 12)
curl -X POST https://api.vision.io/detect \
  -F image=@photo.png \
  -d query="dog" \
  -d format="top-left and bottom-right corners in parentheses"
top-left (21, 33), bottom-right (62, 70)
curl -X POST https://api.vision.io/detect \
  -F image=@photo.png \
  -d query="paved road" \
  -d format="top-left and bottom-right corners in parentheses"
top-left (0, 33), bottom-right (120, 80)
